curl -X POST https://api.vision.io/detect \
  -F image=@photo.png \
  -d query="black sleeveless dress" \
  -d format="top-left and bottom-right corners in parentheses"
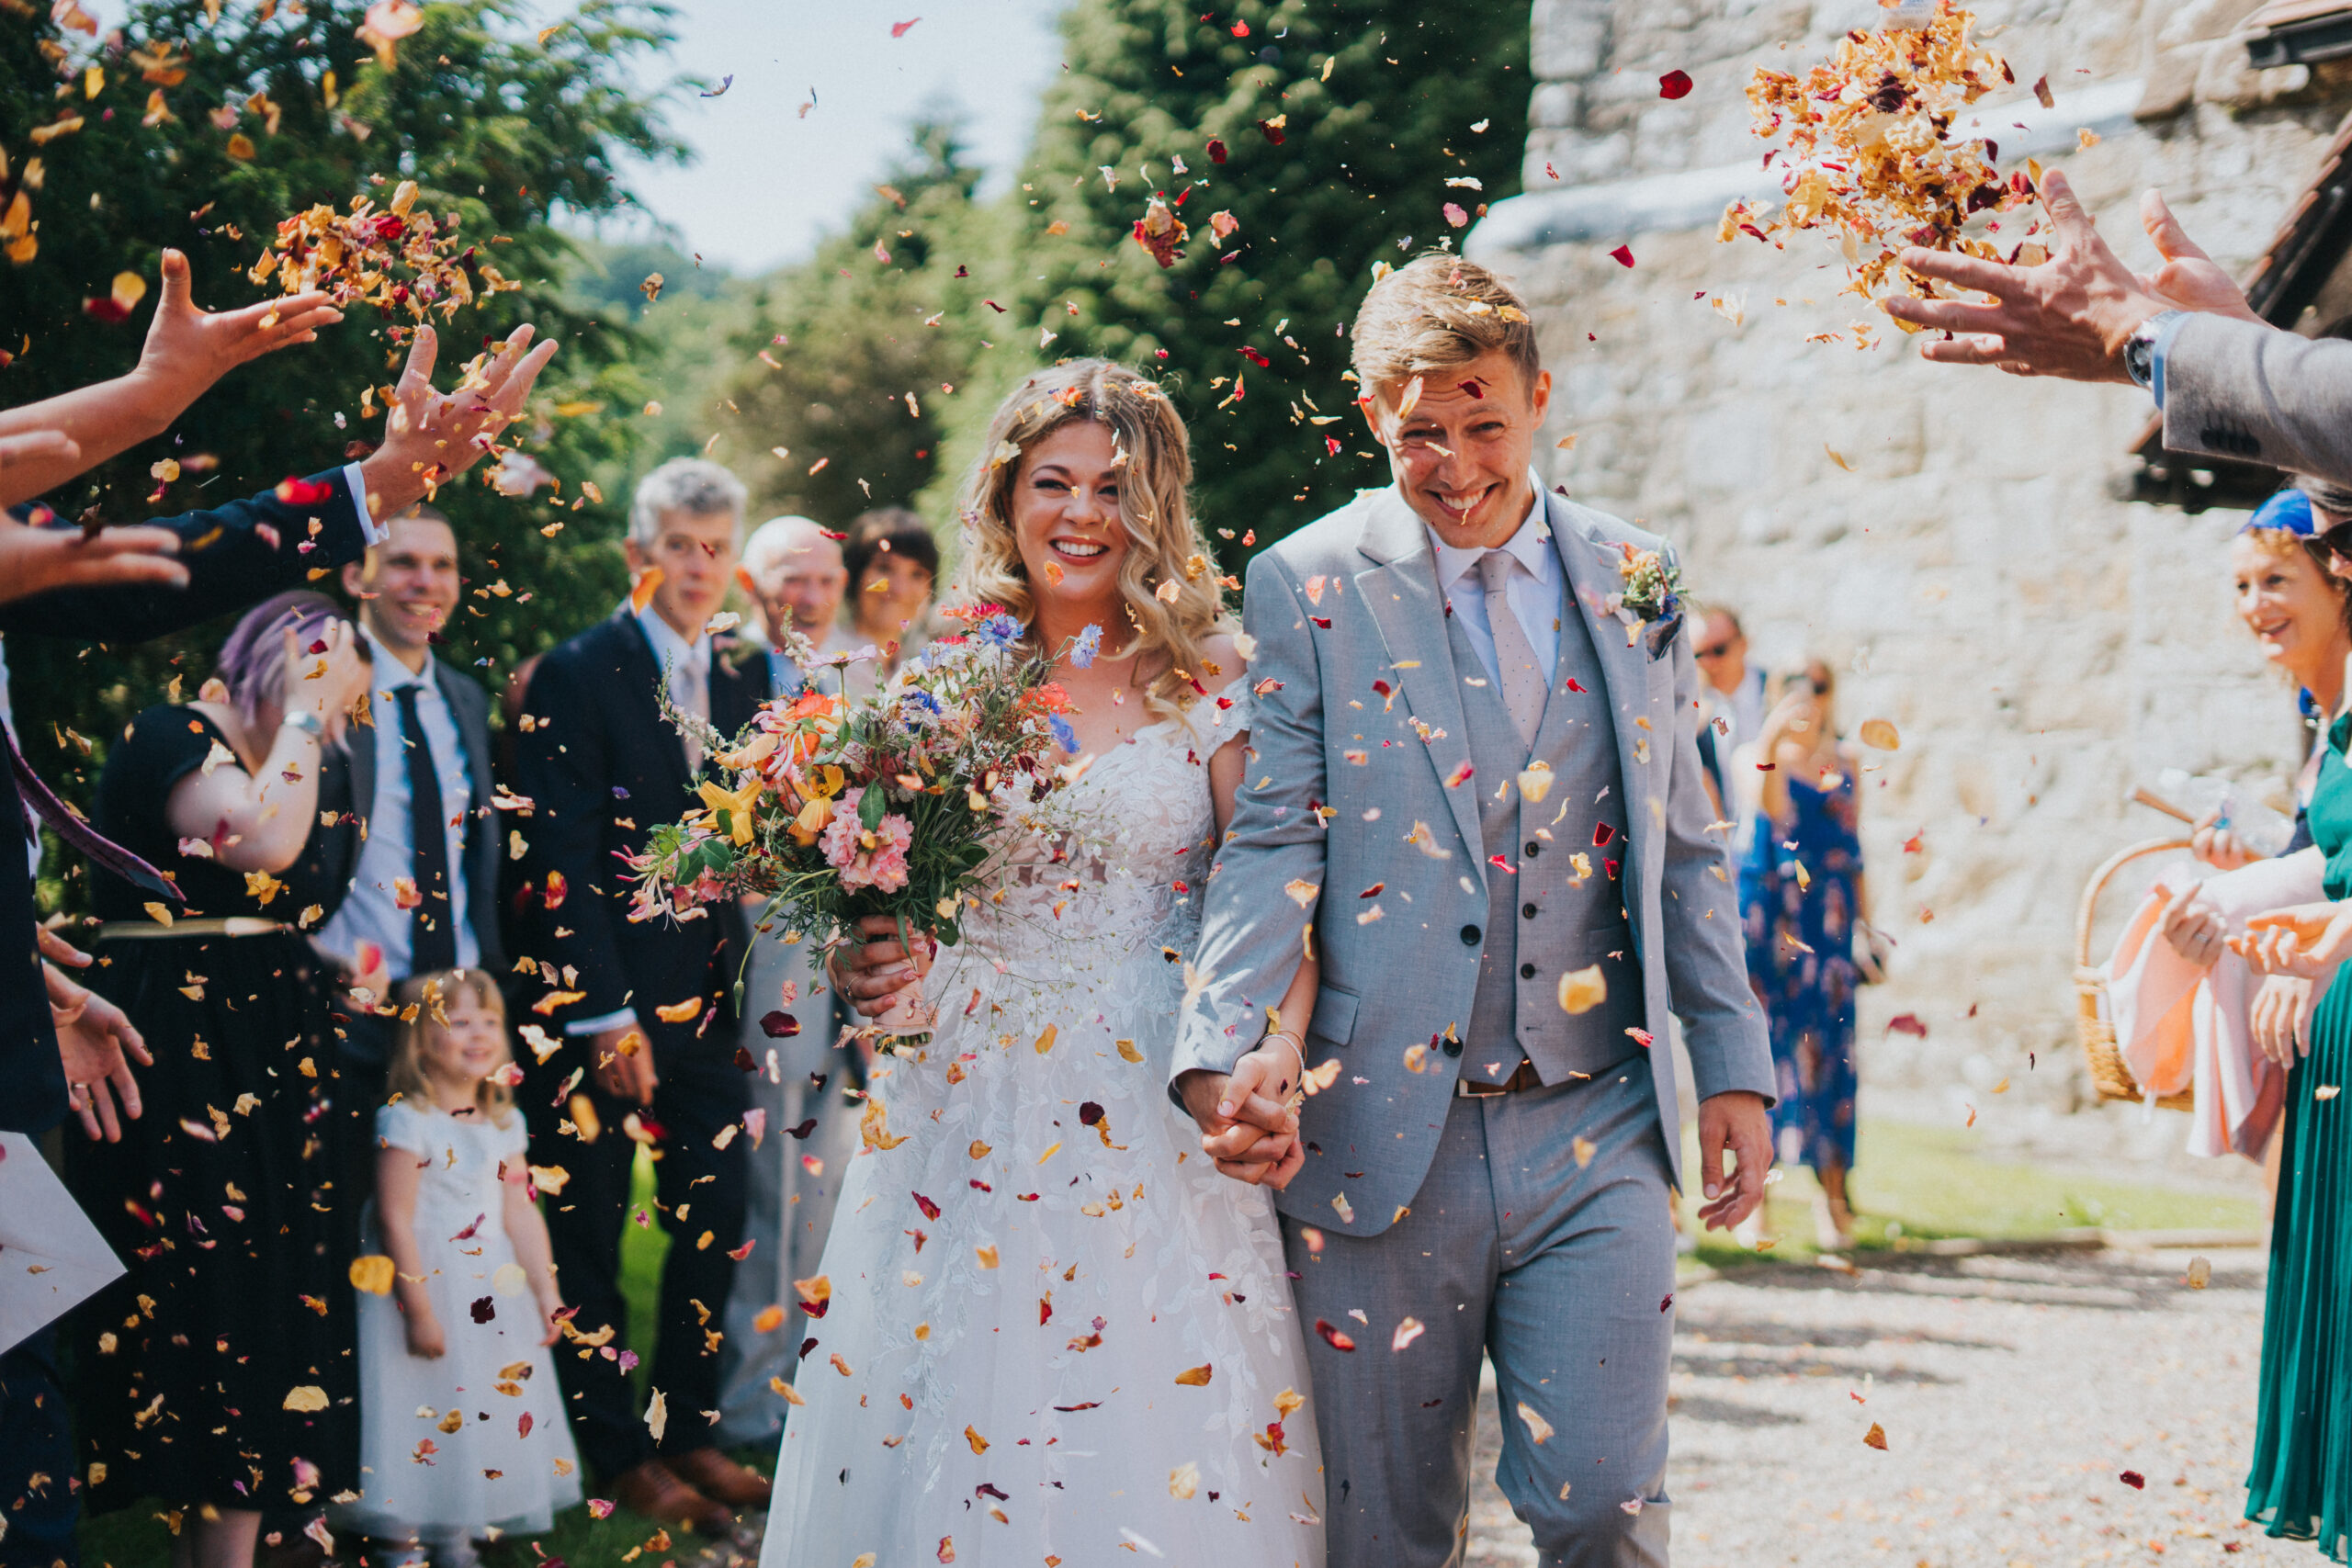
top-left (65, 705), bottom-right (360, 1514)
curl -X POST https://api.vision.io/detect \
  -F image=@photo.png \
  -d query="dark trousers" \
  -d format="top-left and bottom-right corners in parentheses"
top-left (331, 1012), bottom-right (395, 1246)
top-left (0, 1329), bottom-right (75, 1568)
top-left (528, 1047), bottom-right (751, 1483)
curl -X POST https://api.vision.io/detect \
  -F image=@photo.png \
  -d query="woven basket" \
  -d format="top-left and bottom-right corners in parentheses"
top-left (2073, 836), bottom-right (2197, 1112)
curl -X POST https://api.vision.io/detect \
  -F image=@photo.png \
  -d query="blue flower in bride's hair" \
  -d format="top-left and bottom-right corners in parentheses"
top-left (974, 613), bottom-right (1023, 649)
top-left (1049, 713), bottom-right (1079, 753)
top-left (1071, 623), bottom-right (1103, 668)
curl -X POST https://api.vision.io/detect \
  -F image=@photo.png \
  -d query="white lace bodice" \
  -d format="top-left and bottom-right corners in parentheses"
top-left (933, 690), bottom-right (1254, 1030)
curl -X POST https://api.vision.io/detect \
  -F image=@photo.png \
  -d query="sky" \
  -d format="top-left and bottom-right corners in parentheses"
top-left (75, 0), bottom-right (1072, 276)
top-left (598, 0), bottom-right (1071, 274)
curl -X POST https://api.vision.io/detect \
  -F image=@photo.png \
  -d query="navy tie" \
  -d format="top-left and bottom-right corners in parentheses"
top-left (393, 683), bottom-right (458, 975)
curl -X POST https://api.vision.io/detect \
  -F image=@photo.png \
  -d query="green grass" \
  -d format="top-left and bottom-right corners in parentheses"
top-left (1679, 1117), bottom-right (2267, 1269)
top-left (80, 1125), bottom-right (2263, 1566)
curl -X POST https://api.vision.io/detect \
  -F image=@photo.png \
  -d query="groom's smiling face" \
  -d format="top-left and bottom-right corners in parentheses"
top-left (1363, 348), bottom-right (1552, 550)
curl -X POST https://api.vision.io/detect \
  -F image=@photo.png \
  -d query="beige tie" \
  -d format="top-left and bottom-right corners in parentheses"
top-left (675, 654), bottom-right (710, 773)
top-left (1477, 548), bottom-right (1545, 748)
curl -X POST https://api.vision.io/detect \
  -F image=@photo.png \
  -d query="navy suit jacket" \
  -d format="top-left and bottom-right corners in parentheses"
top-left (506, 612), bottom-right (764, 1055)
top-left (0, 471), bottom-right (370, 1132)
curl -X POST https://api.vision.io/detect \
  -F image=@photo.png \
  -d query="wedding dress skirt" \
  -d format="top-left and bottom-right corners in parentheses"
top-left (761, 699), bottom-right (1325, 1568)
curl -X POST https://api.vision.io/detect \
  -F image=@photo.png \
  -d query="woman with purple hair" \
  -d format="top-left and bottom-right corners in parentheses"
top-left (65, 588), bottom-right (374, 1566)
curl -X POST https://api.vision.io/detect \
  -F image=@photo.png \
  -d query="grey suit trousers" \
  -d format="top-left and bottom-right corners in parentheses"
top-left (1285, 1061), bottom-right (1675, 1568)
top-left (712, 933), bottom-right (860, 1447)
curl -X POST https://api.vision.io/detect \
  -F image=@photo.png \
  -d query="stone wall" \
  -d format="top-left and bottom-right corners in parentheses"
top-left (1473, 0), bottom-right (2352, 1162)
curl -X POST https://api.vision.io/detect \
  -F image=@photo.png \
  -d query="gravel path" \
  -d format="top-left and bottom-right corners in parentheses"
top-left (1466, 1243), bottom-right (2317, 1567)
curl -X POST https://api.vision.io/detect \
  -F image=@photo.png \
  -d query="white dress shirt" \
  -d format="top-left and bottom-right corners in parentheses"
top-left (1424, 476), bottom-right (1560, 688)
top-left (565, 605), bottom-right (717, 1041)
top-left (343, 461), bottom-right (389, 547)
top-left (636, 602), bottom-right (712, 737)
top-left (320, 626), bottom-right (479, 977)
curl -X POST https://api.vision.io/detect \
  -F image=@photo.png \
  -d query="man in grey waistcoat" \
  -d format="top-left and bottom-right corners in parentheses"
top-left (1172, 254), bottom-right (1775, 1567)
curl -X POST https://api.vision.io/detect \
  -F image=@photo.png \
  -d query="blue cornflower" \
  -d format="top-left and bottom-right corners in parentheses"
top-left (1049, 713), bottom-right (1079, 753)
top-left (1070, 623), bottom-right (1103, 668)
top-left (975, 613), bottom-right (1023, 649)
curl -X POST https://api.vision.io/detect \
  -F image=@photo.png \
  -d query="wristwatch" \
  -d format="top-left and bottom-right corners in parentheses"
top-left (281, 709), bottom-right (325, 738)
top-left (2123, 310), bottom-right (2183, 390)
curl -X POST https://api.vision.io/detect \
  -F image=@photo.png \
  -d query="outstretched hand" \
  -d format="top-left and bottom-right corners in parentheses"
top-left (1882, 168), bottom-right (2166, 381)
top-left (2136, 189), bottom-right (2261, 324)
top-left (0, 507), bottom-right (189, 604)
top-left (356, 322), bottom-right (560, 521)
top-left (1695, 1089), bottom-right (1771, 1231)
top-left (130, 247), bottom-right (343, 416)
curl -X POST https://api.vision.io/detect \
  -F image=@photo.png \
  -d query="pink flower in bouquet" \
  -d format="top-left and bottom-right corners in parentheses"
top-left (820, 787), bottom-right (915, 893)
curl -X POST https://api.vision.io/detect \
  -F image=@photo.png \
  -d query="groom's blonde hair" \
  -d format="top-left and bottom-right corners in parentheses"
top-left (1351, 254), bottom-right (1543, 408)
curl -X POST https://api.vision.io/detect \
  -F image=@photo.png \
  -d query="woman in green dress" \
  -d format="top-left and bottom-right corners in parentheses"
top-left (2240, 479), bottom-right (2352, 1559)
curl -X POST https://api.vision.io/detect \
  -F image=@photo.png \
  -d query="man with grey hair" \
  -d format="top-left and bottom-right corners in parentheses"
top-left (508, 456), bottom-right (773, 1529)
top-left (738, 513), bottom-right (851, 694)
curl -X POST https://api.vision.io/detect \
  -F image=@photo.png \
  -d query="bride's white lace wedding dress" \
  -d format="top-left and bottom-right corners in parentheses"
top-left (760, 690), bottom-right (1326, 1568)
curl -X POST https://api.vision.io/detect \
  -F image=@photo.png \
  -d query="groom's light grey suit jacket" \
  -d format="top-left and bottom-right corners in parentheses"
top-left (1173, 483), bottom-right (1772, 1237)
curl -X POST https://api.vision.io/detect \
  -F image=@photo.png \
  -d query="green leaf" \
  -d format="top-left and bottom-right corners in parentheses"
top-left (860, 784), bottom-right (888, 831)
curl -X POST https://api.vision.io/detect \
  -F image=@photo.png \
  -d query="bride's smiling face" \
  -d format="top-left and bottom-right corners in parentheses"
top-left (1010, 421), bottom-right (1127, 607)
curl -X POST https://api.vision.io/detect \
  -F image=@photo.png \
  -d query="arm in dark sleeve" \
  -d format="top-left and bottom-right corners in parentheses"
top-left (511, 649), bottom-right (633, 1026)
top-left (0, 466), bottom-right (372, 643)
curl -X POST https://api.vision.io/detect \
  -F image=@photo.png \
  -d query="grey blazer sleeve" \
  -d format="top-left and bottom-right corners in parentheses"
top-left (1172, 553), bottom-right (1328, 1089)
top-left (2162, 315), bottom-right (2352, 487)
top-left (1655, 556), bottom-right (1775, 1104)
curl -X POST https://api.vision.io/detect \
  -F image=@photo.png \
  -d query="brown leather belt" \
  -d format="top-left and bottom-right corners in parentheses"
top-left (1457, 1058), bottom-right (1544, 1097)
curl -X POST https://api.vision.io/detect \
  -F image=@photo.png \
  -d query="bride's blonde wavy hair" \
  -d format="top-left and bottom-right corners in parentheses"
top-left (952, 359), bottom-right (1230, 723)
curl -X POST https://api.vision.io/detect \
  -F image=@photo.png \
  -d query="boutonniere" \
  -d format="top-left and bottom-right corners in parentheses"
top-left (1602, 544), bottom-right (1686, 661)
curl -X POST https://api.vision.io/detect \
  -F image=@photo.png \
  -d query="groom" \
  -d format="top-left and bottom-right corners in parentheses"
top-left (1173, 255), bottom-right (1774, 1566)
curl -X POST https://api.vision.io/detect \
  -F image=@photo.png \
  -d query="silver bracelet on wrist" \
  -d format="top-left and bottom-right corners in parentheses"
top-left (1261, 1030), bottom-right (1306, 1085)
top-left (280, 710), bottom-right (325, 738)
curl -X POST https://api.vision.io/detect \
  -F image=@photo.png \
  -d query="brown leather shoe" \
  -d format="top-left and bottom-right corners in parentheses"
top-left (664, 1446), bottom-right (775, 1508)
top-left (609, 1458), bottom-right (736, 1535)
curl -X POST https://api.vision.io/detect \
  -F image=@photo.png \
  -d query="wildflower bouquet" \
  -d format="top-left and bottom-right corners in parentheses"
top-left (627, 606), bottom-right (1085, 1033)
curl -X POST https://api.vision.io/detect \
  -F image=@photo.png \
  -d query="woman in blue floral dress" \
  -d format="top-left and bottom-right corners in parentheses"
top-left (1739, 660), bottom-right (1871, 1249)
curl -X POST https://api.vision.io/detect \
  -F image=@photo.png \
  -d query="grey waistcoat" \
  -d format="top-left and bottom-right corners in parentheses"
top-left (1449, 577), bottom-right (1649, 1086)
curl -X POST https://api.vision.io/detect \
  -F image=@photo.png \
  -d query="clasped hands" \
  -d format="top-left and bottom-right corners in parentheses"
top-left (832, 915), bottom-right (1306, 1187)
top-left (2164, 896), bottom-right (2352, 1065)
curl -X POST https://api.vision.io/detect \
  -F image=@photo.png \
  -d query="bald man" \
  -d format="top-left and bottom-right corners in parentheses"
top-left (712, 512), bottom-right (860, 1446)
top-left (740, 514), bottom-right (850, 694)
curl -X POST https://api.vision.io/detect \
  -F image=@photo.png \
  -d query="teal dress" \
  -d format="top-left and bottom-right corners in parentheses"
top-left (2248, 713), bottom-right (2352, 1558)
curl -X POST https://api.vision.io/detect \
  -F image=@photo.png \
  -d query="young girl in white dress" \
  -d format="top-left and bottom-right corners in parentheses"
top-left (339, 969), bottom-right (582, 1565)
top-left (759, 360), bottom-right (1327, 1568)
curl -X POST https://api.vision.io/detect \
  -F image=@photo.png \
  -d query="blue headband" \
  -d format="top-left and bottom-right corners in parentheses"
top-left (2245, 488), bottom-right (2315, 536)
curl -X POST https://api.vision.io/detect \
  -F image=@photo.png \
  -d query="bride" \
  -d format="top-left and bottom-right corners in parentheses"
top-left (759, 359), bottom-right (1327, 1567)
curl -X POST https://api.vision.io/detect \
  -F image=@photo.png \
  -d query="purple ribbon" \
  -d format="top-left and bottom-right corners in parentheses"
top-left (4, 717), bottom-right (184, 903)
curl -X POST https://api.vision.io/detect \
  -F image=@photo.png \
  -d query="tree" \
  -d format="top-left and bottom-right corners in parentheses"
top-left (978, 0), bottom-right (1530, 558)
top-left (718, 115), bottom-right (998, 529)
top-left (0, 0), bottom-right (689, 908)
